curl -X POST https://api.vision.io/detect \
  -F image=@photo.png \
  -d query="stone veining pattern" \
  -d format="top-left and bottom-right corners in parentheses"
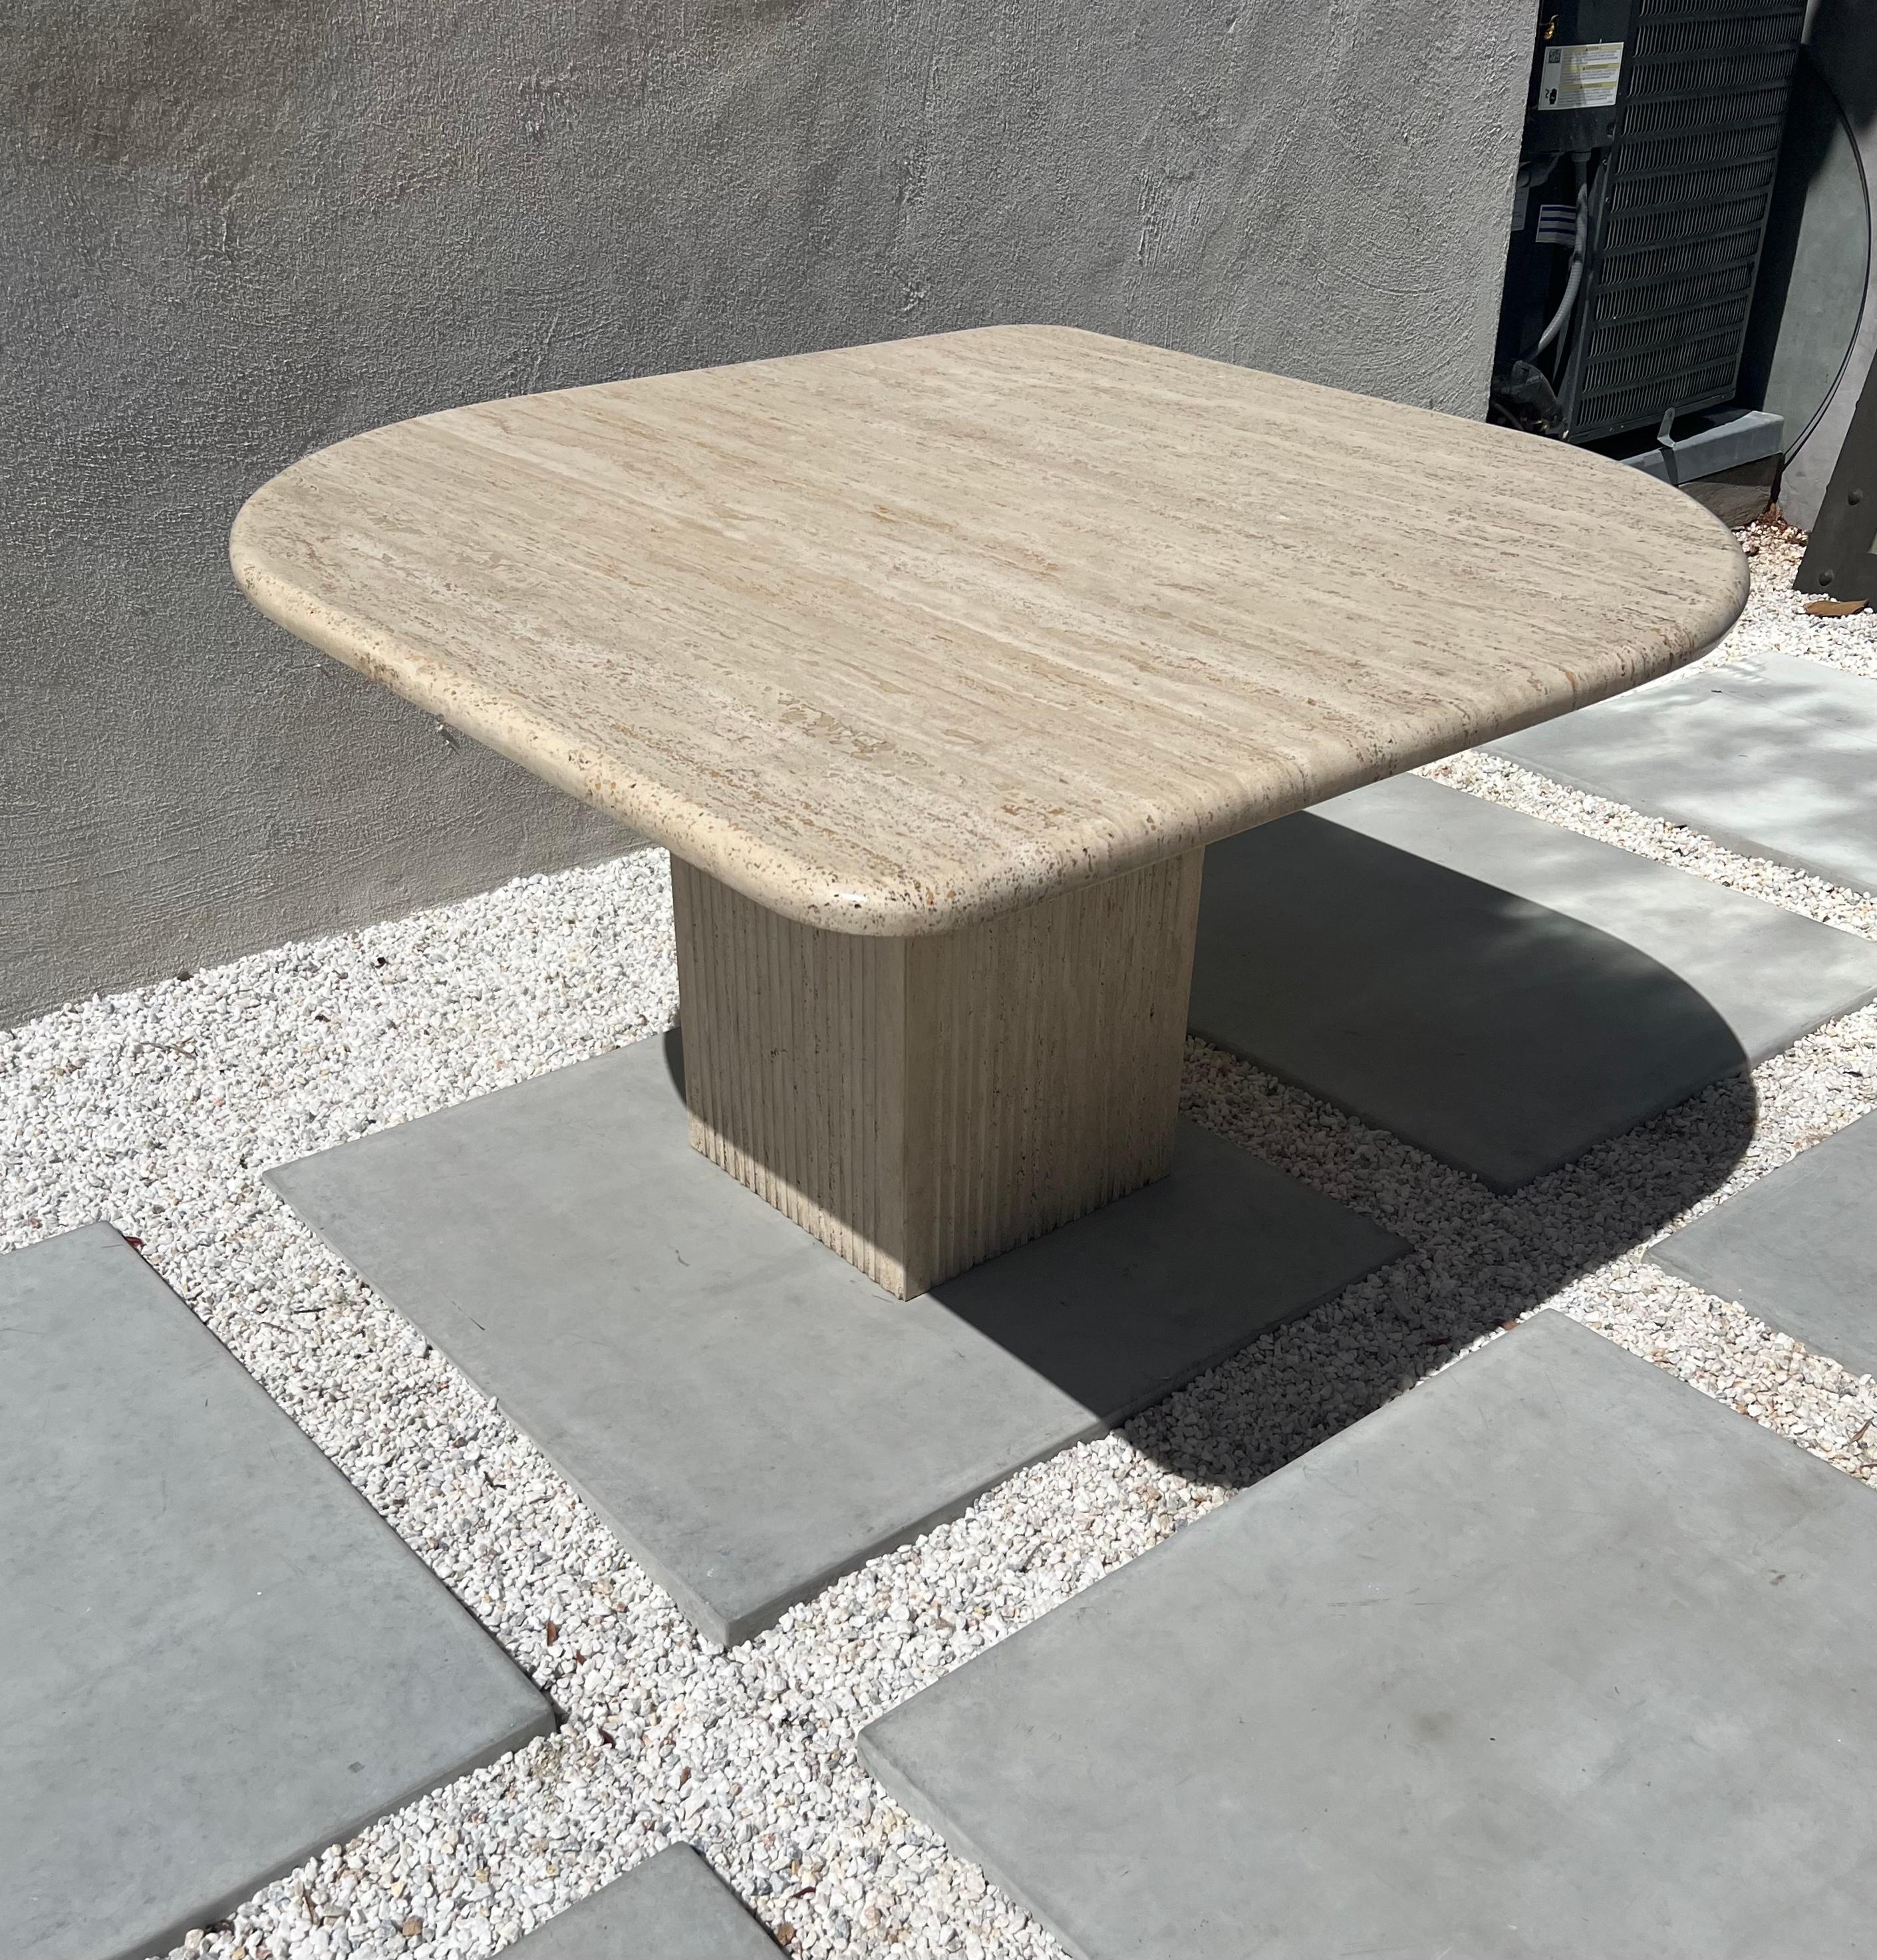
top-left (5, 519), bottom-right (1876, 1957)
top-left (231, 327), bottom-right (1747, 935)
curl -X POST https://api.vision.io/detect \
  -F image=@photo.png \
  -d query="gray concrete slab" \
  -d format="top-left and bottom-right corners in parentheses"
top-left (861, 1312), bottom-right (1877, 1960)
top-left (513, 1846), bottom-right (777, 1957)
top-left (0, 1224), bottom-right (553, 1960)
top-left (1652, 1109), bottom-right (1877, 1380)
top-left (1190, 773), bottom-right (1877, 1188)
top-left (265, 1035), bottom-right (1405, 1647)
top-left (1489, 654), bottom-right (1877, 895)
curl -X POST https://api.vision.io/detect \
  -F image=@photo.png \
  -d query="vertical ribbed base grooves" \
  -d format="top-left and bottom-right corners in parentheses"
top-left (670, 853), bottom-right (1203, 1299)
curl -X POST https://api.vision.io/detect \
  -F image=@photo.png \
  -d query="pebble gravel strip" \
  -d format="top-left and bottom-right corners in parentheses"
top-left (5, 513), bottom-right (1877, 1960)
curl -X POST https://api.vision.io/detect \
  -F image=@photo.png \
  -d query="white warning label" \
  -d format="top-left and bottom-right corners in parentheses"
top-left (1535, 41), bottom-right (1624, 111)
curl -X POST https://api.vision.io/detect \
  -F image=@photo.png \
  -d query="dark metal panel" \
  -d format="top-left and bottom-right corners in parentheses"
top-left (1796, 360), bottom-right (1877, 597)
top-left (1556, 0), bottom-right (1807, 444)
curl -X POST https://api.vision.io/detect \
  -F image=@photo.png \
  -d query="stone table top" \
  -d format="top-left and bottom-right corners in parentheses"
top-left (231, 327), bottom-right (1747, 936)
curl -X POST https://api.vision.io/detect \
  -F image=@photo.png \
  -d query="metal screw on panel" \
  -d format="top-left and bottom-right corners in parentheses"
top-left (1850, 489), bottom-right (1864, 505)
top-left (1820, 569), bottom-right (1835, 585)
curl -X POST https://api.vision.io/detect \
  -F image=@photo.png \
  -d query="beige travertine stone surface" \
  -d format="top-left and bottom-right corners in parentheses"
top-left (231, 325), bottom-right (1747, 935)
top-left (673, 850), bottom-right (1202, 1297)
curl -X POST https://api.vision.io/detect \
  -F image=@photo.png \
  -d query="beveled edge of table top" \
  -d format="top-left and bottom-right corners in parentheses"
top-left (231, 326), bottom-right (1749, 937)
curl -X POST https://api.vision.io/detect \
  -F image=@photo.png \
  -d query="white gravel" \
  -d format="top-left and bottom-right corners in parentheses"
top-left (1709, 516), bottom-right (1877, 681)
top-left (7, 511), bottom-right (1877, 1960)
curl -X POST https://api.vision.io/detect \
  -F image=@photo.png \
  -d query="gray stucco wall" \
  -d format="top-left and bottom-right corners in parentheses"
top-left (3, 0), bottom-right (1534, 1027)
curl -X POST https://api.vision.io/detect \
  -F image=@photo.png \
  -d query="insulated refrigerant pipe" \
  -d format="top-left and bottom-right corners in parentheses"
top-left (1532, 150), bottom-right (1592, 360)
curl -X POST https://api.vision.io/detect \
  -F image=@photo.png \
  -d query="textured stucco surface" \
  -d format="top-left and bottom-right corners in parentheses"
top-left (1, 0), bottom-right (1533, 1026)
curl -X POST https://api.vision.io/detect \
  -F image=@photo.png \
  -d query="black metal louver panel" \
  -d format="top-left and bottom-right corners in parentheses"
top-left (1612, 122), bottom-right (1787, 174)
top-left (1618, 83), bottom-right (1790, 138)
top-left (1636, 0), bottom-right (1797, 23)
top-left (1593, 262), bottom-right (1757, 322)
top-left (1604, 157), bottom-right (1779, 210)
top-left (1591, 300), bottom-right (1755, 356)
top-left (1556, 0), bottom-right (1805, 444)
top-left (1601, 192), bottom-right (1773, 252)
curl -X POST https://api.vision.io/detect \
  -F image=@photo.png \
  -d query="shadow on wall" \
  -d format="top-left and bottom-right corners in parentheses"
top-left (664, 836), bottom-right (1755, 1492)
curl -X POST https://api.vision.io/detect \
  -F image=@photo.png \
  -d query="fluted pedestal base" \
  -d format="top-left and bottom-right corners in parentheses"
top-left (670, 853), bottom-right (1205, 1298)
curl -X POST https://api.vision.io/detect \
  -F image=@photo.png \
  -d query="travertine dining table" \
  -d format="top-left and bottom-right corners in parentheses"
top-left (231, 326), bottom-right (1747, 1298)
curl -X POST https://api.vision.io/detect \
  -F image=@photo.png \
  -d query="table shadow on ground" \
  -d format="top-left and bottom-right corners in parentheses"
top-left (249, 948), bottom-right (1758, 1648)
top-left (665, 1022), bottom-right (1405, 1426)
top-left (665, 862), bottom-right (1757, 1499)
top-left (1191, 812), bottom-right (1761, 1190)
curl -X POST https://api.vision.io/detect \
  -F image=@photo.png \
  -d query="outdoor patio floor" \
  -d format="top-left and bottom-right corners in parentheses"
top-left (7, 519), bottom-right (1877, 1955)
top-left (861, 1312), bottom-right (1877, 1959)
top-left (507, 1845), bottom-right (778, 1957)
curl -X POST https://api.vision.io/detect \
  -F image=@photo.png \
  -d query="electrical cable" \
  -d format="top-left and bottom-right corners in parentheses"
top-left (1532, 151), bottom-right (1590, 360)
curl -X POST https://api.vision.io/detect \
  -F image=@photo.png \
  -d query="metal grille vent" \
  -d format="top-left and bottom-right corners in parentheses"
top-left (1592, 297), bottom-right (1756, 352)
top-left (1559, 0), bottom-right (1805, 443)
top-left (1636, 13), bottom-right (1810, 55)
top-left (1593, 262), bottom-right (1756, 322)
top-left (1618, 84), bottom-right (1789, 137)
top-left (1615, 122), bottom-right (1791, 172)
top-left (1605, 156), bottom-right (1779, 211)
top-left (1637, 0), bottom-right (1791, 23)
top-left (1596, 229), bottom-right (1777, 290)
